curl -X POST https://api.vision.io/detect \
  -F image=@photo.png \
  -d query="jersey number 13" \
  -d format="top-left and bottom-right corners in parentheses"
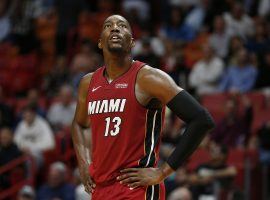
top-left (104, 117), bottom-right (122, 136)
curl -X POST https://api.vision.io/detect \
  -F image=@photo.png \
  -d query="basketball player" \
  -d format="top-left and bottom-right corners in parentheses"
top-left (72, 15), bottom-right (215, 199)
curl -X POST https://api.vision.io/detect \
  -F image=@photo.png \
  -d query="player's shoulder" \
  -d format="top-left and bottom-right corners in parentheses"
top-left (80, 66), bottom-right (103, 85)
top-left (137, 64), bottom-right (172, 84)
top-left (80, 72), bottom-right (94, 86)
top-left (78, 72), bottom-right (95, 94)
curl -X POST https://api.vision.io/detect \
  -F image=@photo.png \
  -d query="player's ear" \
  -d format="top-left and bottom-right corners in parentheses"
top-left (131, 38), bottom-right (135, 48)
top-left (98, 39), bottom-right (102, 49)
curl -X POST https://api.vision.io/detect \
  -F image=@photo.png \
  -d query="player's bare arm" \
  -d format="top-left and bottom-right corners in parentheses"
top-left (118, 66), bottom-right (215, 188)
top-left (71, 73), bottom-right (96, 193)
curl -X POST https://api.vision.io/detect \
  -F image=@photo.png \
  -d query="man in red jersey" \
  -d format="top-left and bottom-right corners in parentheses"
top-left (72, 15), bottom-right (215, 200)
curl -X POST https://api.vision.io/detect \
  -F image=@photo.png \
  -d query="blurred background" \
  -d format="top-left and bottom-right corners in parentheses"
top-left (0, 0), bottom-right (269, 199)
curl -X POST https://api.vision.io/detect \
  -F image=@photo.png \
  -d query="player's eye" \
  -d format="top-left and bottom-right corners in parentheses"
top-left (119, 24), bottom-right (127, 28)
top-left (104, 24), bottom-right (111, 29)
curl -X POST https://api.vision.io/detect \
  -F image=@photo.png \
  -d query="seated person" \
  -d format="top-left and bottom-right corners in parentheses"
top-left (211, 96), bottom-right (253, 148)
top-left (47, 85), bottom-right (76, 130)
top-left (219, 48), bottom-right (257, 93)
top-left (189, 143), bottom-right (237, 199)
top-left (0, 127), bottom-right (23, 189)
top-left (14, 104), bottom-right (55, 166)
top-left (37, 162), bottom-right (75, 200)
top-left (189, 44), bottom-right (224, 95)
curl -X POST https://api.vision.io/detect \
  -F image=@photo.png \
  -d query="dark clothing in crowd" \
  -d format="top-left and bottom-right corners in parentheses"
top-left (37, 183), bottom-right (75, 200)
top-left (191, 163), bottom-right (234, 199)
top-left (255, 63), bottom-right (270, 89)
top-left (0, 103), bottom-right (14, 128)
top-left (258, 124), bottom-right (270, 150)
top-left (211, 106), bottom-right (253, 147)
top-left (0, 143), bottom-right (22, 166)
top-left (0, 143), bottom-right (23, 189)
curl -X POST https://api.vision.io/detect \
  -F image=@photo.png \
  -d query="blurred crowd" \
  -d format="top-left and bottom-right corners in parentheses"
top-left (0, 0), bottom-right (270, 199)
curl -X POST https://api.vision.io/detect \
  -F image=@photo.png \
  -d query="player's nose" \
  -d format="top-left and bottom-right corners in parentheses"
top-left (111, 23), bottom-right (120, 33)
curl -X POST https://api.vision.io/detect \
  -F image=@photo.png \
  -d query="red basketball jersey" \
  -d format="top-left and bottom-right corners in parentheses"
top-left (87, 61), bottom-right (165, 185)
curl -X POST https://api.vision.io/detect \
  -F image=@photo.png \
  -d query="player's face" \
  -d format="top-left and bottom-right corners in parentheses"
top-left (99, 15), bottom-right (134, 53)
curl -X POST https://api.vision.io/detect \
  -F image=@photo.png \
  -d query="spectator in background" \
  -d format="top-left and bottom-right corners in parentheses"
top-left (223, 2), bottom-right (254, 39)
top-left (209, 15), bottom-right (231, 59)
top-left (122, 0), bottom-right (150, 23)
top-left (0, 127), bottom-right (22, 167)
top-left (134, 37), bottom-right (161, 68)
top-left (14, 104), bottom-right (55, 166)
top-left (17, 185), bottom-right (36, 200)
top-left (37, 162), bottom-right (75, 200)
top-left (159, 6), bottom-right (196, 42)
top-left (54, 0), bottom-right (87, 55)
top-left (0, 127), bottom-right (23, 189)
top-left (45, 56), bottom-right (70, 97)
top-left (132, 26), bottom-right (165, 58)
top-left (189, 143), bottom-right (237, 199)
top-left (257, 121), bottom-right (270, 165)
top-left (34, 0), bottom-right (55, 17)
top-left (219, 48), bottom-right (258, 93)
top-left (70, 40), bottom-right (101, 90)
top-left (25, 88), bottom-right (46, 118)
top-left (162, 42), bottom-right (188, 87)
top-left (8, 0), bottom-right (40, 54)
top-left (211, 96), bottom-right (253, 148)
top-left (226, 35), bottom-right (245, 65)
top-left (184, 0), bottom-right (209, 32)
top-left (169, 0), bottom-right (199, 7)
top-left (258, 0), bottom-right (270, 17)
top-left (189, 44), bottom-right (224, 95)
top-left (0, 0), bottom-right (11, 41)
top-left (255, 51), bottom-right (270, 89)
top-left (246, 18), bottom-right (270, 59)
top-left (47, 84), bottom-right (76, 130)
top-left (168, 187), bottom-right (192, 200)
top-left (0, 86), bottom-right (14, 128)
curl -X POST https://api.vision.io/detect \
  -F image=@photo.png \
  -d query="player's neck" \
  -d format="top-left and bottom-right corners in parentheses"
top-left (104, 54), bottom-right (133, 81)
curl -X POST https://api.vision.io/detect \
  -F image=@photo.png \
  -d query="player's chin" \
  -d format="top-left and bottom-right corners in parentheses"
top-left (108, 44), bottom-right (124, 52)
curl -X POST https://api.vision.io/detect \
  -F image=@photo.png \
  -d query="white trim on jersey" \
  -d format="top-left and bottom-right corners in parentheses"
top-left (146, 110), bottom-right (158, 167)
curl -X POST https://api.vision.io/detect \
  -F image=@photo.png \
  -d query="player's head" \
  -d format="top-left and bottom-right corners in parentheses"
top-left (98, 15), bottom-right (135, 54)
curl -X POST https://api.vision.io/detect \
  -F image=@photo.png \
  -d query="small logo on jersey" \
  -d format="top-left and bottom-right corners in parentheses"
top-left (92, 86), bottom-right (101, 92)
top-left (115, 83), bottom-right (128, 89)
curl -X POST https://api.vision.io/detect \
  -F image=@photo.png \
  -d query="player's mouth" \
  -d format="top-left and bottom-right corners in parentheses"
top-left (109, 34), bottom-right (122, 42)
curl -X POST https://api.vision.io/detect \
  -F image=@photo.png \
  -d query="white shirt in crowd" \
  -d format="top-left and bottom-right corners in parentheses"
top-left (258, 0), bottom-right (270, 17)
top-left (47, 102), bottom-right (76, 127)
top-left (189, 57), bottom-right (224, 95)
top-left (132, 37), bottom-right (165, 57)
top-left (14, 115), bottom-right (55, 154)
top-left (223, 12), bottom-right (254, 38)
top-left (208, 31), bottom-right (231, 59)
